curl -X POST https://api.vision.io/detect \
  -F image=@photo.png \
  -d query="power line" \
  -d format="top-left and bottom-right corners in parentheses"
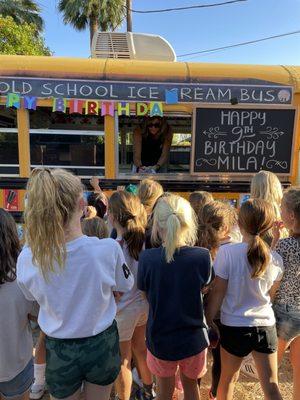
top-left (125, 0), bottom-right (247, 14)
top-left (177, 29), bottom-right (300, 58)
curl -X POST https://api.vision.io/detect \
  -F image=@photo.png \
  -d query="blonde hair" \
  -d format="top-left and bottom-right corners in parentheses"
top-left (250, 170), bottom-right (283, 220)
top-left (138, 179), bottom-right (164, 215)
top-left (189, 191), bottom-right (214, 215)
top-left (81, 217), bottom-right (108, 239)
top-left (108, 191), bottom-right (147, 260)
top-left (238, 199), bottom-right (275, 278)
top-left (197, 201), bottom-right (237, 259)
top-left (24, 168), bottom-right (83, 277)
top-left (282, 187), bottom-right (300, 227)
top-left (152, 194), bottom-right (197, 263)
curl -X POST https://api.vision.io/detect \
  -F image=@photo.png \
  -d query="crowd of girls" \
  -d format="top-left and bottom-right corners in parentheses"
top-left (0, 169), bottom-right (299, 400)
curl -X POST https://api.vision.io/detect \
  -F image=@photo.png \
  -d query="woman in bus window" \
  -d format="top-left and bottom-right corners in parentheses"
top-left (133, 117), bottom-right (173, 173)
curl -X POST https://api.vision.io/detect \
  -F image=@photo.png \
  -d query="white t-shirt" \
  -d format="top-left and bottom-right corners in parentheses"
top-left (0, 280), bottom-right (37, 382)
top-left (214, 242), bottom-right (283, 327)
top-left (115, 239), bottom-right (147, 313)
top-left (17, 236), bottom-right (134, 338)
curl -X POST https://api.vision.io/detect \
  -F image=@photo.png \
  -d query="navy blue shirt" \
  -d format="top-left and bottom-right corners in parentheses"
top-left (137, 246), bottom-right (212, 361)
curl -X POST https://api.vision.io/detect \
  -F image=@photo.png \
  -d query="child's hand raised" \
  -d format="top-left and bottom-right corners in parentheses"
top-left (271, 220), bottom-right (284, 249)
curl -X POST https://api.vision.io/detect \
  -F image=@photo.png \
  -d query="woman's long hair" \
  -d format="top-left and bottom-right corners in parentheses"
top-left (151, 194), bottom-right (197, 263)
top-left (0, 209), bottom-right (20, 285)
top-left (108, 191), bottom-right (147, 260)
top-left (141, 116), bottom-right (170, 140)
top-left (238, 199), bottom-right (275, 278)
top-left (24, 168), bottom-right (83, 278)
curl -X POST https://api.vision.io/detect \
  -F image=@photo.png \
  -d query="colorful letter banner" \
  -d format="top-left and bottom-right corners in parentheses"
top-left (3, 93), bottom-right (165, 116)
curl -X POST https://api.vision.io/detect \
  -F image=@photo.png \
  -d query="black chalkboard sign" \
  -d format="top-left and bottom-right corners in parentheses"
top-left (193, 108), bottom-right (295, 174)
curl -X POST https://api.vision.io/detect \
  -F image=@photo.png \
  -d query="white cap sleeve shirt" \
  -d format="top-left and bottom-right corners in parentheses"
top-left (213, 243), bottom-right (284, 327)
top-left (17, 236), bottom-right (134, 338)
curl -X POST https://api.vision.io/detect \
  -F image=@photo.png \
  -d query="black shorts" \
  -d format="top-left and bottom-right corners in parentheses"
top-left (219, 323), bottom-right (277, 358)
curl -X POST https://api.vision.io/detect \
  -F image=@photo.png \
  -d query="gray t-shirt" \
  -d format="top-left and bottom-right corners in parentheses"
top-left (0, 280), bottom-right (37, 381)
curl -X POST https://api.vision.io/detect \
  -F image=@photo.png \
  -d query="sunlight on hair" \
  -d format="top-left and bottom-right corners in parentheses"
top-left (24, 168), bottom-right (83, 278)
top-left (152, 194), bottom-right (197, 263)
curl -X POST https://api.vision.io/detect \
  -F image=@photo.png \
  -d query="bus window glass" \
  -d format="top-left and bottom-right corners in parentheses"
top-left (29, 107), bottom-right (105, 176)
top-left (118, 115), bottom-right (191, 175)
top-left (0, 106), bottom-right (18, 174)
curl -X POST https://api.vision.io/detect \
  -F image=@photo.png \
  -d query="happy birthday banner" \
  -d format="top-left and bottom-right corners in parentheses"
top-left (4, 93), bottom-right (164, 116)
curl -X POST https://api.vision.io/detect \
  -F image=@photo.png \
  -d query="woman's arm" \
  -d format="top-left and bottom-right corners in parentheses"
top-left (156, 128), bottom-right (173, 169)
top-left (133, 127), bottom-right (143, 168)
top-left (205, 276), bottom-right (228, 326)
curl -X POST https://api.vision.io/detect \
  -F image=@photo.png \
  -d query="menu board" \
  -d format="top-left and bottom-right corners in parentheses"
top-left (193, 108), bottom-right (295, 174)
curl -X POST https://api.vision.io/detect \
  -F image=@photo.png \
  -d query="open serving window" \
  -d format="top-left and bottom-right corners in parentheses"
top-left (117, 113), bottom-right (192, 177)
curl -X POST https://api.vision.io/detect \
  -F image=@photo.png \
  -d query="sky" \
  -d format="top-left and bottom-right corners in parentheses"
top-left (39, 0), bottom-right (300, 65)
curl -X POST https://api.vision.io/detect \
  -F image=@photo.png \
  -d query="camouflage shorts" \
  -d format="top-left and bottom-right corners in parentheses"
top-left (45, 320), bottom-right (120, 399)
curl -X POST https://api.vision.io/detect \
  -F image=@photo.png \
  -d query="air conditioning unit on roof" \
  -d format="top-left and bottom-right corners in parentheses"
top-left (91, 32), bottom-right (176, 61)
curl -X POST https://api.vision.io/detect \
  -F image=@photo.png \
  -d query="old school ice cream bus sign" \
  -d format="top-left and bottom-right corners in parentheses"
top-left (0, 76), bottom-right (293, 104)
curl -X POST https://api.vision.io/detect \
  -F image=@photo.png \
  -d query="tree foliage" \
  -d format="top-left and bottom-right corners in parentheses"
top-left (58, 0), bottom-right (126, 47)
top-left (0, 16), bottom-right (51, 56)
top-left (0, 0), bottom-right (44, 33)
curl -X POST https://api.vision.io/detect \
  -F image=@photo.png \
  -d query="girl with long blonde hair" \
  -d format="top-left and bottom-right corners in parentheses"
top-left (251, 170), bottom-right (287, 243)
top-left (206, 199), bottom-right (283, 400)
top-left (17, 168), bottom-right (133, 400)
top-left (137, 194), bottom-right (212, 400)
top-left (108, 191), bottom-right (154, 400)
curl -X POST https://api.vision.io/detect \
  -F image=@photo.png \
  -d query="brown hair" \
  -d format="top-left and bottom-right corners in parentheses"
top-left (24, 168), bottom-right (83, 278)
top-left (197, 201), bottom-right (236, 259)
top-left (138, 179), bottom-right (164, 215)
top-left (81, 217), bottom-right (108, 239)
top-left (0, 209), bottom-right (20, 284)
top-left (189, 191), bottom-right (214, 215)
top-left (108, 191), bottom-right (147, 260)
top-left (238, 199), bottom-right (275, 278)
top-left (282, 187), bottom-right (300, 224)
top-left (142, 116), bottom-right (170, 140)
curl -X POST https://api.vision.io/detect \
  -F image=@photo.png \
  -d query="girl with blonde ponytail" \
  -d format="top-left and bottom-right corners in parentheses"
top-left (137, 194), bottom-right (212, 400)
top-left (206, 199), bottom-right (284, 400)
top-left (108, 191), bottom-right (154, 400)
top-left (17, 168), bottom-right (134, 400)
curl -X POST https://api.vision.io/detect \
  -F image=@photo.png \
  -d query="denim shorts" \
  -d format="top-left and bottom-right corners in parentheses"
top-left (0, 358), bottom-right (33, 398)
top-left (273, 303), bottom-right (300, 342)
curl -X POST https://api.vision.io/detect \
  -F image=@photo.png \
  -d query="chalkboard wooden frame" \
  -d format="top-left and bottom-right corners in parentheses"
top-left (190, 105), bottom-right (297, 177)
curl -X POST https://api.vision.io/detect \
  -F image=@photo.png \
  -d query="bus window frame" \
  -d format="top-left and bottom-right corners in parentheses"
top-left (116, 111), bottom-right (193, 180)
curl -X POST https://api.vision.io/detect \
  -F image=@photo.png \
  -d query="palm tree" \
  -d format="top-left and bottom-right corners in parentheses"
top-left (0, 0), bottom-right (44, 32)
top-left (58, 0), bottom-right (126, 50)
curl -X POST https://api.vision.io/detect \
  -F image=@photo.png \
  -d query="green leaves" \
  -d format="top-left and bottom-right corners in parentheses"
top-left (0, 16), bottom-right (51, 55)
top-left (0, 0), bottom-right (44, 33)
top-left (58, 0), bottom-right (126, 48)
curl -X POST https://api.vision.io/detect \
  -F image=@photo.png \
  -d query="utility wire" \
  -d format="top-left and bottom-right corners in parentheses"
top-left (125, 0), bottom-right (247, 14)
top-left (178, 29), bottom-right (300, 58)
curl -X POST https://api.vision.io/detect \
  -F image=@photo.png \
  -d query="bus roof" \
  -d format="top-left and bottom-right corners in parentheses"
top-left (0, 55), bottom-right (299, 93)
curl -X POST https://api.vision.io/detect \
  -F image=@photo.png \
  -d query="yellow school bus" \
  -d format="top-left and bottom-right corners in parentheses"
top-left (0, 55), bottom-right (299, 217)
